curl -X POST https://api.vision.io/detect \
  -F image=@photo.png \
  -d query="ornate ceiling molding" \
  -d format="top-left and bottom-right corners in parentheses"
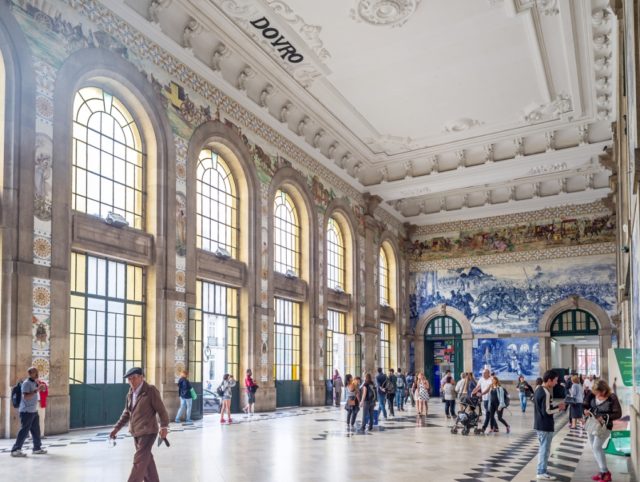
top-left (443, 118), bottom-right (484, 133)
top-left (349, 0), bottom-right (422, 28)
top-left (211, 0), bottom-right (331, 87)
top-left (521, 93), bottom-right (572, 123)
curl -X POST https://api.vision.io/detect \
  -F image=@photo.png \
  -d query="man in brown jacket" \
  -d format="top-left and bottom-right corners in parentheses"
top-left (110, 367), bottom-right (169, 482)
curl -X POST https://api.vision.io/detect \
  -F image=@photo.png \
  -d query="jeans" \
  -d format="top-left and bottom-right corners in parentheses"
top-left (386, 393), bottom-right (395, 416)
top-left (444, 400), bottom-right (456, 417)
top-left (536, 430), bottom-right (555, 475)
top-left (396, 389), bottom-right (404, 409)
top-left (346, 406), bottom-right (360, 426)
top-left (175, 397), bottom-right (193, 422)
top-left (519, 392), bottom-right (527, 412)
top-left (377, 393), bottom-right (387, 418)
top-left (11, 411), bottom-right (41, 452)
top-left (588, 431), bottom-right (610, 473)
top-left (361, 401), bottom-right (375, 430)
top-left (483, 400), bottom-right (497, 429)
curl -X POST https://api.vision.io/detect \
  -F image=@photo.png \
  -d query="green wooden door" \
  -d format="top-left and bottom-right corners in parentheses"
top-left (424, 339), bottom-right (435, 394)
top-left (276, 380), bottom-right (301, 407)
top-left (69, 384), bottom-right (130, 428)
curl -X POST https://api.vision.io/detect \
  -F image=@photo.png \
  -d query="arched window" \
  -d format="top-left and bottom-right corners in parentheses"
top-left (273, 189), bottom-right (300, 275)
top-left (196, 148), bottom-right (238, 257)
top-left (424, 316), bottom-right (463, 338)
top-left (72, 87), bottom-right (144, 229)
top-left (379, 247), bottom-right (389, 306)
top-left (326, 217), bottom-right (345, 291)
top-left (550, 309), bottom-right (599, 336)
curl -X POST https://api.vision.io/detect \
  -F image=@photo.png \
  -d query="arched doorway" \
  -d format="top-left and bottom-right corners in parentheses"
top-left (550, 309), bottom-right (601, 376)
top-left (423, 315), bottom-right (463, 396)
top-left (539, 297), bottom-right (614, 380)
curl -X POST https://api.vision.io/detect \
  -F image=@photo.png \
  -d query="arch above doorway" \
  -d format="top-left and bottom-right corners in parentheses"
top-left (538, 296), bottom-right (615, 380)
top-left (539, 296), bottom-right (614, 334)
top-left (413, 305), bottom-right (473, 391)
top-left (415, 304), bottom-right (473, 338)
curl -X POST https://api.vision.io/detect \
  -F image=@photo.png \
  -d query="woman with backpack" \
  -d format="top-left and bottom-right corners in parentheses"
top-left (359, 373), bottom-right (376, 433)
top-left (345, 375), bottom-right (360, 430)
top-left (243, 368), bottom-right (258, 418)
top-left (583, 379), bottom-right (622, 482)
top-left (219, 373), bottom-right (236, 424)
top-left (482, 376), bottom-right (510, 434)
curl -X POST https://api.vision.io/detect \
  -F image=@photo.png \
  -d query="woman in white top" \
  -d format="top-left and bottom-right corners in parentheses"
top-left (442, 376), bottom-right (457, 419)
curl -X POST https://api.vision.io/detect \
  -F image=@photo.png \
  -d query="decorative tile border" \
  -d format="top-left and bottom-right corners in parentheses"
top-left (409, 241), bottom-right (616, 271)
top-left (413, 200), bottom-right (611, 237)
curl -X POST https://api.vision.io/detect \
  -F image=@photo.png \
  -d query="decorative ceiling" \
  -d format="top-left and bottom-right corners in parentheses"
top-left (115, 0), bottom-right (616, 225)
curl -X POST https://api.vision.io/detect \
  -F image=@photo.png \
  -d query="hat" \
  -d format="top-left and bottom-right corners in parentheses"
top-left (124, 367), bottom-right (144, 378)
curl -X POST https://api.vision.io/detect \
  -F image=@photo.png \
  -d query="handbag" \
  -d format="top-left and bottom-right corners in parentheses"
top-left (564, 396), bottom-right (576, 404)
top-left (216, 385), bottom-right (224, 397)
top-left (190, 387), bottom-right (197, 400)
top-left (585, 413), bottom-right (609, 438)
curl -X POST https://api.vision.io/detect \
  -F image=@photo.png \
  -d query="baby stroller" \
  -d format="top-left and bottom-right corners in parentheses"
top-left (450, 395), bottom-right (483, 436)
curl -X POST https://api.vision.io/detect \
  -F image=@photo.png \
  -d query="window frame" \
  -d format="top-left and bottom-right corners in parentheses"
top-left (273, 189), bottom-right (301, 276)
top-left (326, 217), bottom-right (345, 291)
top-left (71, 86), bottom-right (145, 230)
top-left (196, 147), bottom-right (239, 258)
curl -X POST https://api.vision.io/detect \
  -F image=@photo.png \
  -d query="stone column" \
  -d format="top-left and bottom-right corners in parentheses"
top-left (361, 194), bottom-right (383, 373)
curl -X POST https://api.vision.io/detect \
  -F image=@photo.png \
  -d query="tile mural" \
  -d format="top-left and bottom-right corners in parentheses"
top-left (410, 254), bottom-right (616, 335)
top-left (472, 337), bottom-right (540, 381)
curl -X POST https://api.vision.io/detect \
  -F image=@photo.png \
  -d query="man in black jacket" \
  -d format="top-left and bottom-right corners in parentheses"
top-left (375, 368), bottom-right (388, 420)
top-left (533, 370), bottom-right (566, 480)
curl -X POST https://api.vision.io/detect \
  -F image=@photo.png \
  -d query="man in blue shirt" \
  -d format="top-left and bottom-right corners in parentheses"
top-left (11, 367), bottom-right (48, 457)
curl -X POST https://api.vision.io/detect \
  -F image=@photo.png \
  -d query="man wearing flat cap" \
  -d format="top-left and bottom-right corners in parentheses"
top-left (110, 367), bottom-right (169, 482)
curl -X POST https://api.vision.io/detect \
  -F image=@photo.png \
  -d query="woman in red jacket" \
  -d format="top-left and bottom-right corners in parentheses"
top-left (243, 368), bottom-right (258, 417)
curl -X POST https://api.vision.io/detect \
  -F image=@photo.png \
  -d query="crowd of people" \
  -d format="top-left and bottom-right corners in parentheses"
top-left (8, 365), bottom-right (623, 482)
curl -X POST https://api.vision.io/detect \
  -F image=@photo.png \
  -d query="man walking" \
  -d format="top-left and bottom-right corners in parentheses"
top-left (386, 368), bottom-right (397, 417)
top-left (534, 370), bottom-right (566, 480)
top-left (10, 367), bottom-right (48, 457)
top-left (474, 369), bottom-right (497, 431)
top-left (110, 367), bottom-right (170, 482)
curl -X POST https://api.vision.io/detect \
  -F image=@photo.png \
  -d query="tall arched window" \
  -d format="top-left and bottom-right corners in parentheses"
top-left (326, 217), bottom-right (345, 291)
top-left (197, 148), bottom-right (238, 257)
top-left (273, 189), bottom-right (300, 275)
top-left (379, 247), bottom-right (389, 306)
top-left (72, 87), bottom-right (144, 229)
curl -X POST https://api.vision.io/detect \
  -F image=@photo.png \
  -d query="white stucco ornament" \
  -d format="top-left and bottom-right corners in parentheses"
top-left (350, 0), bottom-right (422, 28)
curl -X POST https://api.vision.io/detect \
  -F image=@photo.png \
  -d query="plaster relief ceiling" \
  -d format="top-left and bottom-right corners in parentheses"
top-left (115, 0), bottom-right (616, 225)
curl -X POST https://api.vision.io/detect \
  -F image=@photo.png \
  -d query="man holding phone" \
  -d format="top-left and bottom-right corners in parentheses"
top-left (10, 367), bottom-right (48, 457)
top-left (534, 370), bottom-right (567, 480)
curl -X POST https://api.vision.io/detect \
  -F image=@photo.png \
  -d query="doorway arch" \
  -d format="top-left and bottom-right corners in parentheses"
top-left (539, 297), bottom-right (614, 379)
top-left (414, 305), bottom-right (473, 395)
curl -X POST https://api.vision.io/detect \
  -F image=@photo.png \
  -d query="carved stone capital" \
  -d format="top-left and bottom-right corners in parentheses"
top-left (363, 192), bottom-right (383, 216)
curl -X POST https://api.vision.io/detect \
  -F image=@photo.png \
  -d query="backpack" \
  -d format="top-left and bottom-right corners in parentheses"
top-left (11, 380), bottom-right (23, 409)
top-left (383, 378), bottom-right (395, 393)
top-left (396, 376), bottom-right (405, 388)
top-left (365, 383), bottom-right (375, 402)
top-left (216, 384), bottom-right (224, 397)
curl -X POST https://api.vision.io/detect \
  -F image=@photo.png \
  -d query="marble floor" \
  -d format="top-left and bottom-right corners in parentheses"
top-left (0, 401), bottom-right (633, 482)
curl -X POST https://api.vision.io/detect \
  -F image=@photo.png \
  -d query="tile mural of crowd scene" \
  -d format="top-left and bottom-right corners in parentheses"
top-left (472, 338), bottom-right (540, 381)
top-left (407, 214), bottom-right (615, 262)
top-left (410, 255), bottom-right (616, 334)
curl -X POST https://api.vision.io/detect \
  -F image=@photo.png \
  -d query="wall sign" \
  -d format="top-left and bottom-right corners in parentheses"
top-left (250, 17), bottom-right (304, 64)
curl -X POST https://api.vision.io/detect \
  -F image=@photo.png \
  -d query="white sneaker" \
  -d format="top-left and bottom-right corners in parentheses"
top-left (32, 449), bottom-right (47, 455)
top-left (10, 451), bottom-right (27, 457)
top-left (536, 474), bottom-right (556, 480)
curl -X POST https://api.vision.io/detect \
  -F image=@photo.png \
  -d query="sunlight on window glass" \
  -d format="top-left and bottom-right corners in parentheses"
top-left (72, 87), bottom-right (144, 229)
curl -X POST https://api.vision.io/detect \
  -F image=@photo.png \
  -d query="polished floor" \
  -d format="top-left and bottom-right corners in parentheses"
top-left (0, 400), bottom-right (632, 482)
